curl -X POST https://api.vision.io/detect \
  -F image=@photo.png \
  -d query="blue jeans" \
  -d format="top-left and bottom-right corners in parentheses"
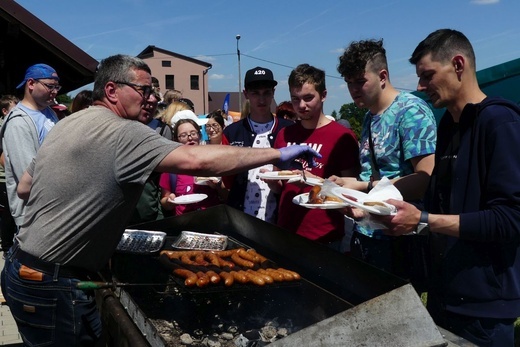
top-left (1, 256), bottom-right (102, 346)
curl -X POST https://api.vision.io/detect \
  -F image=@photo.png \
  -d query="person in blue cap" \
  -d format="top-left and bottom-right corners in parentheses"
top-left (0, 63), bottom-right (61, 230)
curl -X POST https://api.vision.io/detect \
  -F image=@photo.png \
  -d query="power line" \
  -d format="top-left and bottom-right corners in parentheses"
top-left (136, 51), bottom-right (416, 91)
top-left (241, 53), bottom-right (343, 80)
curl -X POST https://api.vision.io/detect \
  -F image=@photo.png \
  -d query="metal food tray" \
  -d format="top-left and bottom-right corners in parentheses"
top-left (172, 231), bottom-right (228, 251)
top-left (116, 229), bottom-right (167, 254)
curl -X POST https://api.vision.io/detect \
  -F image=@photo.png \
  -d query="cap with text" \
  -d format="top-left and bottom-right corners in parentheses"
top-left (244, 66), bottom-right (277, 88)
top-left (16, 63), bottom-right (59, 89)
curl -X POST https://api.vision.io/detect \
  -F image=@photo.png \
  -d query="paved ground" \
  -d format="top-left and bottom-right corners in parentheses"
top-left (0, 253), bottom-right (23, 346)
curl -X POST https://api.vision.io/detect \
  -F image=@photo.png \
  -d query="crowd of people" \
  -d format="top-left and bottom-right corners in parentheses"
top-left (0, 28), bottom-right (518, 347)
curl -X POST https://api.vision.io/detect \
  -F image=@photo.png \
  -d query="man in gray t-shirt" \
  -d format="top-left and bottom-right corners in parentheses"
top-left (2, 54), bottom-right (320, 346)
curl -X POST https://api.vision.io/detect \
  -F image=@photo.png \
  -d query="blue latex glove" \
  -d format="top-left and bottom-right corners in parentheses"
top-left (278, 145), bottom-right (322, 170)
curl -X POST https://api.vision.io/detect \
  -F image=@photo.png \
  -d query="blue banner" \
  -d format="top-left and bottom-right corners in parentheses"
top-left (222, 93), bottom-right (230, 115)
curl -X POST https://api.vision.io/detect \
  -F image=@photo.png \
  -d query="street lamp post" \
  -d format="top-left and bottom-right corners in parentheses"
top-left (236, 34), bottom-right (242, 115)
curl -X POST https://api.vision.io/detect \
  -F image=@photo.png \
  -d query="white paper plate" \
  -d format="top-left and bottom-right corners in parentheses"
top-left (194, 177), bottom-right (219, 186)
top-left (303, 177), bottom-right (324, 187)
top-left (331, 187), bottom-right (396, 215)
top-left (170, 193), bottom-right (208, 204)
top-left (292, 193), bottom-right (349, 209)
top-left (258, 172), bottom-right (301, 180)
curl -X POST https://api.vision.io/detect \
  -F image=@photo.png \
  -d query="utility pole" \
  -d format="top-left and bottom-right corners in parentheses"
top-left (236, 34), bottom-right (242, 114)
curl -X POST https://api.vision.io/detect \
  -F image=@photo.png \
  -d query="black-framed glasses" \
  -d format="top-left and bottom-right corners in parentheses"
top-left (205, 123), bottom-right (221, 131)
top-left (113, 81), bottom-right (153, 100)
top-left (34, 79), bottom-right (62, 93)
top-left (177, 131), bottom-right (199, 140)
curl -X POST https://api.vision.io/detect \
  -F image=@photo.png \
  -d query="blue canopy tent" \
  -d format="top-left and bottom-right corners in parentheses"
top-left (414, 57), bottom-right (520, 123)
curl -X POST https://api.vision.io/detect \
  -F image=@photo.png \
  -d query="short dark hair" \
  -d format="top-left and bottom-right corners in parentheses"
top-left (276, 101), bottom-right (297, 121)
top-left (179, 98), bottom-right (194, 111)
top-left (288, 64), bottom-right (326, 94)
top-left (151, 76), bottom-right (160, 88)
top-left (71, 90), bottom-right (93, 113)
top-left (206, 109), bottom-right (226, 128)
top-left (0, 94), bottom-right (18, 112)
top-left (337, 39), bottom-right (388, 79)
top-left (409, 29), bottom-right (476, 70)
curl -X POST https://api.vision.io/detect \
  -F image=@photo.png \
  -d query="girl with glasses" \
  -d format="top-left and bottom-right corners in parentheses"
top-left (159, 119), bottom-right (226, 215)
top-left (205, 109), bottom-right (229, 145)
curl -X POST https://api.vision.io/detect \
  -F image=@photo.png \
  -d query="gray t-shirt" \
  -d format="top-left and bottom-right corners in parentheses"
top-left (16, 106), bottom-right (180, 271)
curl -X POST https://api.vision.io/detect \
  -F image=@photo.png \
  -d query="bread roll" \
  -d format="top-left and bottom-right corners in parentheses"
top-left (363, 201), bottom-right (386, 207)
top-left (277, 170), bottom-right (295, 176)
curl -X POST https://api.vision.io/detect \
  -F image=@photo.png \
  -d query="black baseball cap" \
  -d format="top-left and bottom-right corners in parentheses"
top-left (244, 66), bottom-right (277, 89)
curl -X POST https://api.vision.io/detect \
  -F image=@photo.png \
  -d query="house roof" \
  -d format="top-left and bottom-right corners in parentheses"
top-left (137, 45), bottom-right (212, 68)
top-left (0, 0), bottom-right (98, 95)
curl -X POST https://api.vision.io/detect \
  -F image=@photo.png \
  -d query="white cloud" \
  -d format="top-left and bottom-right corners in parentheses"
top-left (470, 0), bottom-right (499, 4)
top-left (209, 74), bottom-right (231, 80)
top-left (194, 55), bottom-right (215, 62)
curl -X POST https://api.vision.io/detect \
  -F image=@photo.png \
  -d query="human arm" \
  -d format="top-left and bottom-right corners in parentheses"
top-left (159, 187), bottom-right (176, 211)
top-left (379, 199), bottom-right (460, 237)
top-left (4, 115), bottom-right (39, 181)
top-left (392, 154), bottom-right (434, 200)
top-left (155, 144), bottom-right (320, 177)
top-left (17, 170), bottom-right (32, 201)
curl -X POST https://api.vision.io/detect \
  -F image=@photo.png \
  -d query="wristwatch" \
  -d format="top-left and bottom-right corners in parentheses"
top-left (416, 211), bottom-right (429, 235)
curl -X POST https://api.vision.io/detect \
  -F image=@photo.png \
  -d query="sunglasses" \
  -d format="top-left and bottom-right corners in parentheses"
top-left (113, 81), bottom-right (153, 100)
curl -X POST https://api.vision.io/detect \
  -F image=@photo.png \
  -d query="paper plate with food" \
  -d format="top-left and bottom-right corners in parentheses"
top-left (292, 193), bottom-right (348, 209)
top-left (292, 181), bottom-right (348, 209)
top-left (258, 170), bottom-right (301, 180)
top-left (332, 187), bottom-right (397, 215)
top-left (303, 176), bottom-right (324, 187)
top-left (169, 194), bottom-right (208, 205)
top-left (194, 176), bottom-right (220, 185)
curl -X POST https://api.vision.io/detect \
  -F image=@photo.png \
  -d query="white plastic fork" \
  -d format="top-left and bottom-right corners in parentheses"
top-left (301, 170), bottom-right (307, 183)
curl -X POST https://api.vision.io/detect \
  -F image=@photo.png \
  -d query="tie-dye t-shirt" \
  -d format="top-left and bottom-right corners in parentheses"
top-left (358, 92), bottom-right (436, 237)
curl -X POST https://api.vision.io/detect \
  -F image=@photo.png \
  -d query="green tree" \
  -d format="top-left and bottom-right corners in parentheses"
top-left (56, 94), bottom-right (73, 106)
top-left (337, 102), bottom-right (367, 139)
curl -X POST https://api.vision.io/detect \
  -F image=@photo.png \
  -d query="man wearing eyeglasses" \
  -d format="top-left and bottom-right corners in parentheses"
top-left (0, 63), bottom-right (61, 229)
top-left (2, 54), bottom-right (320, 346)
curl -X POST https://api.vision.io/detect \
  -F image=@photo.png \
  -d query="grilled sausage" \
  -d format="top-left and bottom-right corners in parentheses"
top-left (230, 270), bottom-right (248, 284)
top-left (195, 252), bottom-right (210, 266)
top-left (173, 268), bottom-right (198, 287)
top-left (242, 270), bottom-right (265, 286)
top-left (205, 270), bottom-right (221, 284)
top-left (277, 267), bottom-right (301, 280)
top-left (219, 271), bottom-right (234, 287)
top-left (249, 269), bottom-right (273, 284)
top-left (247, 249), bottom-right (268, 263)
top-left (259, 268), bottom-right (284, 282)
top-left (308, 185), bottom-right (322, 204)
top-left (231, 252), bottom-right (255, 268)
top-left (196, 271), bottom-right (210, 287)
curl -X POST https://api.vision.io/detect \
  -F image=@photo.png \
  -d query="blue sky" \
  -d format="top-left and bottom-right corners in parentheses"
top-left (16, 0), bottom-right (520, 115)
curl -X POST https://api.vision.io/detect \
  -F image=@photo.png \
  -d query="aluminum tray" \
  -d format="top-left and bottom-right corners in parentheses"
top-left (172, 231), bottom-right (228, 251)
top-left (116, 229), bottom-right (167, 254)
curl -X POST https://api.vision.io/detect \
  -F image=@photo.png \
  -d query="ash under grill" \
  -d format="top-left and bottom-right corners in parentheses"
top-left (124, 275), bottom-right (350, 346)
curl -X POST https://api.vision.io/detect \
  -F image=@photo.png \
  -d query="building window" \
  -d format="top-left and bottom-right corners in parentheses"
top-left (165, 75), bottom-right (174, 89)
top-left (190, 75), bottom-right (199, 90)
top-left (162, 60), bottom-right (171, 67)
